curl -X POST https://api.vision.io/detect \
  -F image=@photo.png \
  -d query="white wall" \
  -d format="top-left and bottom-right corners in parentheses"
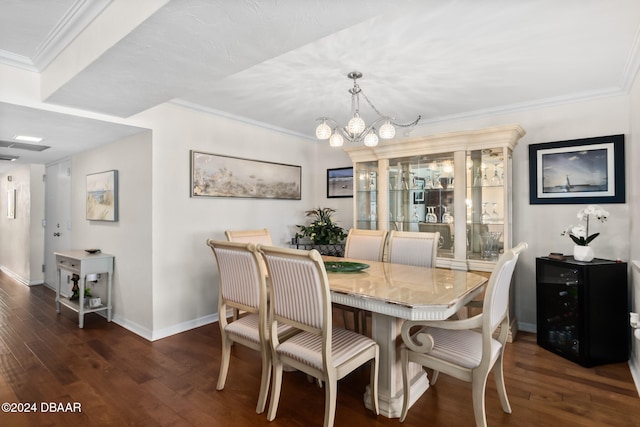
top-left (128, 103), bottom-right (349, 339)
top-left (408, 94), bottom-right (631, 332)
top-left (0, 164), bottom-right (45, 285)
top-left (70, 131), bottom-right (154, 337)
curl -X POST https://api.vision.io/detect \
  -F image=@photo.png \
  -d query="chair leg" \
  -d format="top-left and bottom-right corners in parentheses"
top-left (370, 350), bottom-right (379, 415)
top-left (341, 309), bottom-right (350, 330)
top-left (323, 376), bottom-right (337, 427)
top-left (267, 359), bottom-right (284, 421)
top-left (399, 347), bottom-right (410, 422)
top-left (430, 370), bottom-right (439, 385)
top-left (360, 310), bottom-right (368, 336)
top-left (216, 335), bottom-right (232, 390)
top-left (256, 351), bottom-right (271, 414)
top-left (471, 370), bottom-right (490, 427)
top-left (493, 356), bottom-right (512, 414)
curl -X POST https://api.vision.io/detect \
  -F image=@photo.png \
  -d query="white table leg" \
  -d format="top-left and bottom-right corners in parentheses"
top-left (363, 312), bottom-right (429, 418)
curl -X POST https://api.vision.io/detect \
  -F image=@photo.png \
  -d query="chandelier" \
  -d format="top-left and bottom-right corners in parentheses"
top-left (315, 71), bottom-right (421, 147)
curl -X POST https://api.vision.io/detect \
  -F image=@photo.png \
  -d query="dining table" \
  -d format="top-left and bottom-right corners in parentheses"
top-left (323, 256), bottom-right (488, 418)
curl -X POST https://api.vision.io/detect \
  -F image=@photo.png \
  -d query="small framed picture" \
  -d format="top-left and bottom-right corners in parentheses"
top-left (86, 170), bottom-right (119, 221)
top-left (327, 167), bottom-right (353, 198)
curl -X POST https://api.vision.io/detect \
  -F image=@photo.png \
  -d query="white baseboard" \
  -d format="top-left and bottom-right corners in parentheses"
top-left (108, 312), bottom-right (220, 341)
top-left (0, 266), bottom-right (44, 286)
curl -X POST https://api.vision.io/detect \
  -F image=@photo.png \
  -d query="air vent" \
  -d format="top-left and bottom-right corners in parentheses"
top-left (0, 140), bottom-right (50, 151)
top-left (0, 154), bottom-right (19, 161)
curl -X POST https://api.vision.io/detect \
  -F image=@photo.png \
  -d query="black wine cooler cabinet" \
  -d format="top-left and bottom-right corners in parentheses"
top-left (536, 257), bottom-right (628, 367)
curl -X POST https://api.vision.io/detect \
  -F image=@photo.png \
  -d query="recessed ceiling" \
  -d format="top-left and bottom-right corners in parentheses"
top-left (1, 0), bottom-right (639, 174)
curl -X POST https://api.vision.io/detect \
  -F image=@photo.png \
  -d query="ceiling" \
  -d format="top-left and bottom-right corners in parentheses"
top-left (1, 0), bottom-right (640, 174)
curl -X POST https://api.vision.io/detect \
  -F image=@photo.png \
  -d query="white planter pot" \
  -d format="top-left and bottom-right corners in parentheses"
top-left (573, 245), bottom-right (594, 262)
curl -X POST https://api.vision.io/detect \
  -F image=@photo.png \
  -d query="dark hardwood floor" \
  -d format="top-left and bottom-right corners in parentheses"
top-left (0, 271), bottom-right (638, 426)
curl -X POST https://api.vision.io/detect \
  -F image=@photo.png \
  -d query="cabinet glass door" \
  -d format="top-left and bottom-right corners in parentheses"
top-left (388, 154), bottom-right (455, 258)
top-left (466, 148), bottom-right (505, 261)
top-left (355, 162), bottom-right (378, 230)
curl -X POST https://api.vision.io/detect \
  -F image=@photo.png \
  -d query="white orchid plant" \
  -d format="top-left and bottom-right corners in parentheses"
top-left (561, 205), bottom-right (609, 246)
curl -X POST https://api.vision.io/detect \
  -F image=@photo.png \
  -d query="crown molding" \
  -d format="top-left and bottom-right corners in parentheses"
top-left (0, 0), bottom-right (111, 72)
top-left (32, 0), bottom-right (112, 71)
top-left (620, 23), bottom-right (640, 91)
top-left (0, 49), bottom-right (38, 72)
top-left (170, 99), bottom-right (316, 141)
top-left (417, 86), bottom-right (627, 127)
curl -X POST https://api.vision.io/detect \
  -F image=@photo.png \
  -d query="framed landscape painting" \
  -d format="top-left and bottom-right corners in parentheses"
top-left (190, 151), bottom-right (301, 200)
top-left (86, 170), bottom-right (118, 221)
top-left (529, 134), bottom-right (624, 204)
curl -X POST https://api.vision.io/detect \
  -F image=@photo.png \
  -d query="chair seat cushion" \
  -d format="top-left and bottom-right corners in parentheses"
top-left (410, 326), bottom-right (502, 369)
top-left (226, 314), bottom-right (294, 342)
top-left (277, 327), bottom-right (376, 370)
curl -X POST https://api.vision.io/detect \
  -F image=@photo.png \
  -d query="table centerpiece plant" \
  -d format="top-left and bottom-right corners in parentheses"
top-left (295, 207), bottom-right (347, 245)
top-left (561, 204), bottom-right (609, 261)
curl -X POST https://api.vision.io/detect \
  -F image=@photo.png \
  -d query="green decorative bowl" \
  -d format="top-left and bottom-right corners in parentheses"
top-left (324, 261), bottom-right (369, 273)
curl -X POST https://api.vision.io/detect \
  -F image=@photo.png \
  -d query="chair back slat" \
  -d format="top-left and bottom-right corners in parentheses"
top-left (261, 248), bottom-right (327, 332)
top-left (214, 246), bottom-right (261, 311)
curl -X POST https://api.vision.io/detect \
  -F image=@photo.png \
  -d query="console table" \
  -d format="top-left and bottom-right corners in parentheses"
top-left (55, 250), bottom-right (114, 328)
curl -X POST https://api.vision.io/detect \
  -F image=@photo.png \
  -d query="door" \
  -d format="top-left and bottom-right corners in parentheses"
top-left (44, 159), bottom-right (72, 294)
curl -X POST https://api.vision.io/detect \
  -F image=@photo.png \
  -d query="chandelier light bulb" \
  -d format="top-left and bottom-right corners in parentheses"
top-left (347, 113), bottom-right (366, 135)
top-left (363, 132), bottom-right (379, 147)
top-left (329, 131), bottom-right (344, 147)
top-left (315, 121), bottom-right (332, 140)
top-left (379, 121), bottom-right (396, 139)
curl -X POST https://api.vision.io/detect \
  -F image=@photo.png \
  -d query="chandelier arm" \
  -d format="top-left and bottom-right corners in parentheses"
top-left (339, 120), bottom-right (383, 143)
top-left (360, 90), bottom-right (422, 127)
top-left (391, 115), bottom-right (422, 128)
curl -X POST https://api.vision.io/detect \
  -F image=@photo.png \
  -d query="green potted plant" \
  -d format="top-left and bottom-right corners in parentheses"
top-left (295, 207), bottom-right (347, 245)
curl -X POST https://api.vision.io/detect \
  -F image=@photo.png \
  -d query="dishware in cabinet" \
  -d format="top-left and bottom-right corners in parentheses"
top-left (355, 162), bottom-right (379, 230)
top-left (466, 148), bottom-right (510, 262)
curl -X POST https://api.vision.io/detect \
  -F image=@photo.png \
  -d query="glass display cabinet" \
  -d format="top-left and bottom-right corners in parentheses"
top-left (344, 125), bottom-right (525, 271)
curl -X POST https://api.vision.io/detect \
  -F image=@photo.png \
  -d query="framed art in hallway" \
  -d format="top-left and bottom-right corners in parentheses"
top-left (529, 134), bottom-right (625, 204)
top-left (86, 170), bottom-right (119, 221)
top-left (190, 151), bottom-right (301, 200)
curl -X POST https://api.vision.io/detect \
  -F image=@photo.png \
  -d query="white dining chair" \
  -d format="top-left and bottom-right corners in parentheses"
top-left (399, 242), bottom-right (528, 427)
top-left (225, 228), bottom-right (273, 245)
top-left (341, 228), bottom-right (388, 333)
top-left (387, 230), bottom-right (439, 268)
top-left (258, 244), bottom-right (379, 427)
top-left (206, 239), bottom-right (297, 414)
top-left (344, 228), bottom-right (388, 262)
top-left (224, 228), bottom-right (274, 320)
